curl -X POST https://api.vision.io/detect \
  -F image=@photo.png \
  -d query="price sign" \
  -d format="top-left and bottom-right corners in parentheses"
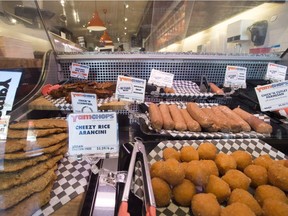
top-left (70, 63), bottom-right (90, 79)
top-left (0, 115), bottom-right (10, 140)
top-left (148, 69), bottom-right (174, 88)
top-left (68, 112), bottom-right (118, 156)
top-left (71, 92), bottom-right (98, 113)
top-left (0, 72), bottom-right (22, 117)
top-left (224, 65), bottom-right (247, 88)
top-left (255, 80), bottom-right (288, 111)
top-left (265, 63), bottom-right (287, 82)
top-left (115, 75), bottom-right (146, 102)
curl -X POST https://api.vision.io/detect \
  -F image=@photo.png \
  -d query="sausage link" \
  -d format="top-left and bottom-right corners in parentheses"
top-left (210, 106), bottom-right (234, 133)
top-left (209, 83), bottom-right (224, 95)
top-left (159, 104), bottom-right (175, 130)
top-left (201, 108), bottom-right (221, 132)
top-left (186, 102), bottom-right (213, 129)
top-left (180, 109), bottom-right (201, 132)
top-left (168, 104), bottom-right (187, 131)
top-left (148, 103), bottom-right (163, 130)
top-left (233, 107), bottom-right (272, 134)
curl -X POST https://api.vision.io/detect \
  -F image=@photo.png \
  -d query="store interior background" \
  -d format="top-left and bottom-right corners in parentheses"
top-left (0, 0), bottom-right (287, 55)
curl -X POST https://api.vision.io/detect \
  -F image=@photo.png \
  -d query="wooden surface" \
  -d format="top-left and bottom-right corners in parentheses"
top-left (0, 57), bottom-right (42, 69)
top-left (51, 193), bottom-right (85, 216)
top-left (28, 96), bottom-right (130, 111)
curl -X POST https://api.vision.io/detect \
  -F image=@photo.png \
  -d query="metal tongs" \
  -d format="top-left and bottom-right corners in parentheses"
top-left (118, 140), bottom-right (156, 216)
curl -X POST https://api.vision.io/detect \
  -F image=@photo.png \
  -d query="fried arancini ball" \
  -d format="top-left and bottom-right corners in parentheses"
top-left (231, 150), bottom-right (252, 171)
top-left (267, 163), bottom-right (288, 192)
top-left (215, 153), bottom-right (237, 175)
top-left (191, 193), bottom-right (221, 216)
top-left (162, 158), bottom-right (185, 186)
top-left (163, 147), bottom-right (180, 161)
top-left (185, 160), bottom-right (210, 187)
top-left (262, 199), bottom-right (288, 216)
top-left (180, 146), bottom-right (199, 162)
top-left (197, 142), bottom-right (218, 160)
top-left (151, 177), bottom-right (172, 207)
top-left (244, 164), bottom-right (268, 187)
top-left (179, 162), bottom-right (189, 173)
top-left (201, 160), bottom-right (219, 177)
top-left (228, 188), bottom-right (263, 216)
top-left (172, 179), bottom-right (197, 207)
top-left (222, 169), bottom-right (251, 190)
top-left (150, 160), bottom-right (166, 178)
top-left (221, 202), bottom-right (256, 216)
top-left (253, 154), bottom-right (273, 170)
top-left (254, 185), bottom-right (288, 206)
top-left (205, 175), bottom-right (231, 203)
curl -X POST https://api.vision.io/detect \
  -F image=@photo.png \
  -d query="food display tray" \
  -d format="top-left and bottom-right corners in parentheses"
top-left (138, 102), bottom-right (271, 139)
top-left (134, 139), bottom-right (287, 216)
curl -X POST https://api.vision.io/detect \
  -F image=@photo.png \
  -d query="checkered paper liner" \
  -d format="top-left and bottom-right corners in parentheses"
top-left (133, 139), bottom-right (287, 216)
top-left (32, 157), bottom-right (91, 216)
top-left (140, 102), bottom-right (271, 139)
top-left (159, 80), bottom-right (214, 98)
top-left (44, 95), bottom-right (117, 111)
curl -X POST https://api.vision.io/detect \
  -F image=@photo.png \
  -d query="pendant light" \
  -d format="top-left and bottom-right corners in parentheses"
top-left (87, 3), bottom-right (106, 31)
top-left (99, 9), bottom-right (113, 43)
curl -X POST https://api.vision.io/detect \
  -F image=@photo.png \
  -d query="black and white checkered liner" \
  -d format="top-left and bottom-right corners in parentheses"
top-left (32, 157), bottom-right (91, 216)
top-left (141, 102), bottom-right (271, 139)
top-left (159, 80), bottom-right (214, 98)
top-left (44, 95), bottom-right (117, 111)
top-left (143, 139), bottom-right (287, 216)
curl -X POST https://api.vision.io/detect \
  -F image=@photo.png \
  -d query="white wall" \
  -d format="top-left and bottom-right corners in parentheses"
top-left (160, 3), bottom-right (288, 54)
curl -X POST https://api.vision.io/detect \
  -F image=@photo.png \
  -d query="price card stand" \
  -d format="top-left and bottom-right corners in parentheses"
top-left (223, 65), bottom-right (247, 95)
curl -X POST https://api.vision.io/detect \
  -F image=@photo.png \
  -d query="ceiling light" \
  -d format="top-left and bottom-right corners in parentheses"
top-left (125, 4), bottom-right (129, 9)
top-left (124, 17), bottom-right (128, 22)
top-left (87, 10), bottom-right (106, 31)
top-left (124, 32), bottom-right (127, 35)
top-left (100, 31), bottom-right (113, 43)
top-left (124, 27), bottom-right (127, 30)
top-left (117, 37), bottom-right (120, 42)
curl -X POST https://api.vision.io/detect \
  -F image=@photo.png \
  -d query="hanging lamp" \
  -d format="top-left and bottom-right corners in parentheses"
top-left (87, 10), bottom-right (106, 31)
top-left (100, 30), bottom-right (113, 43)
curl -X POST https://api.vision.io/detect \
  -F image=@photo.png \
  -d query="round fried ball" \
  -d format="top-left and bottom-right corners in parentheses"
top-left (228, 188), bottom-right (262, 216)
top-left (254, 184), bottom-right (288, 206)
top-left (179, 162), bottom-right (189, 173)
top-left (197, 142), bottom-right (218, 160)
top-left (191, 193), bottom-right (221, 216)
top-left (262, 199), bottom-right (288, 216)
top-left (151, 177), bottom-right (172, 207)
top-left (215, 153), bottom-right (237, 175)
top-left (221, 202), bottom-right (256, 216)
top-left (180, 146), bottom-right (199, 162)
top-left (268, 163), bottom-right (288, 192)
top-left (150, 160), bottom-right (166, 178)
top-left (162, 158), bottom-right (185, 186)
top-left (244, 164), bottom-right (268, 187)
top-left (231, 150), bottom-right (252, 171)
top-left (185, 160), bottom-right (210, 187)
top-left (163, 147), bottom-right (180, 161)
top-left (172, 179), bottom-right (196, 207)
top-left (222, 169), bottom-right (251, 190)
top-left (201, 160), bottom-right (219, 177)
top-left (205, 175), bottom-right (231, 203)
top-left (253, 154), bottom-right (273, 170)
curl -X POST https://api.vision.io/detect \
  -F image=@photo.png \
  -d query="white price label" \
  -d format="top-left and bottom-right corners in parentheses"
top-left (265, 63), bottom-right (287, 82)
top-left (148, 69), bottom-right (174, 88)
top-left (255, 80), bottom-right (288, 111)
top-left (224, 65), bottom-right (247, 88)
top-left (0, 115), bottom-right (10, 140)
top-left (68, 112), bottom-right (118, 156)
top-left (0, 72), bottom-right (22, 117)
top-left (115, 75), bottom-right (146, 102)
top-left (70, 63), bottom-right (90, 79)
top-left (71, 92), bottom-right (98, 113)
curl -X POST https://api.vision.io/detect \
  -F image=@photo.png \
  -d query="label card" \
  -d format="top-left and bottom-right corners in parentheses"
top-left (224, 65), bottom-right (247, 88)
top-left (265, 62), bottom-right (287, 82)
top-left (0, 72), bottom-right (22, 117)
top-left (68, 112), bottom-right (118, 156)
top-left (115, 75), bottom-right (146, 102)
top-left (0, 115), bottom-right (10, 140)
top-left (71, 92), bottom-right (98, 113)
top-left (70, 63), bottom-right (90, 79)
top-left (148, 69), bottom-right (174, 88)
top-left (255, 80), bottom-right (288, 111)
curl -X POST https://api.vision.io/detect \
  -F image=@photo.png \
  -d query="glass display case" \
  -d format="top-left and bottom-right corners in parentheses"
top-left (0, 1), bottom-right (288, 216)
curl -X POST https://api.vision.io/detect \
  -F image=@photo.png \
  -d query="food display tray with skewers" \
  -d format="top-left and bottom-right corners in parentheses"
top-left (137, 102), bottom-right (272, 139)
top-left (133, 139), bottom-right (287, 216)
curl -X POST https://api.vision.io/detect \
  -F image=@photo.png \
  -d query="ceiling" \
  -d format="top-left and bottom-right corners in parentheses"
top-left (1, 0), bottom-right (282, 50)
